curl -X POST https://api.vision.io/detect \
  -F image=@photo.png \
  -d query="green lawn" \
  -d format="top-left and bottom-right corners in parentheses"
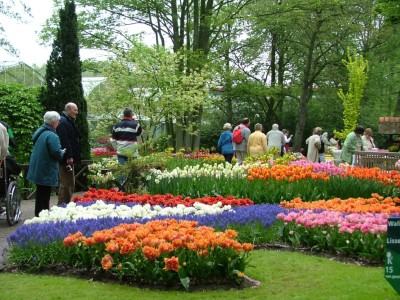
top-left (0, 249), bottom-right (398, 300)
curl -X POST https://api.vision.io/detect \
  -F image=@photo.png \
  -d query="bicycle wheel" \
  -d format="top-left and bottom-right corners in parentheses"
top-left (6, 180), bottom-right (21, 226)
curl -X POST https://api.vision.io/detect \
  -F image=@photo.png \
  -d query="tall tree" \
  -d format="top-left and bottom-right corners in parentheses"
top-left (44, 0), bottom-right (254, 150)
top-left (41, 0), bottom-right (90, 159)
top-left (87, 41), bottom-right (210, 147)
top-left (335, 49), bottom-right (369, 140)
top-left (234, 0), bottom-right (387, 151)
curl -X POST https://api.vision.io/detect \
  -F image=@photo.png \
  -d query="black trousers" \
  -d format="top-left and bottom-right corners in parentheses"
top-left (35, 184), bottom-right (52, 217)
top-left (223, 153), bottom-right (234, 163)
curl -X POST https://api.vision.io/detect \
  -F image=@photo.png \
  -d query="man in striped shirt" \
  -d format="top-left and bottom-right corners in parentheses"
top-left (110, 108), bottom-right (143, 165)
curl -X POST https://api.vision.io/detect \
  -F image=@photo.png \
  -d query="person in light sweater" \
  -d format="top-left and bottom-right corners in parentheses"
top-left (362, 128), bottom-right (376, 151)
top-left (266, 124), bottom-right (285, 156)
top-left (247, 123), bottom-right (267, 157)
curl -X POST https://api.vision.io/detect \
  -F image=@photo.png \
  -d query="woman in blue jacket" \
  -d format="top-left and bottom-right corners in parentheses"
top-left (217, 123), bottom-right (234, 163)
top-left (27, 111), bottom-right (65, 217)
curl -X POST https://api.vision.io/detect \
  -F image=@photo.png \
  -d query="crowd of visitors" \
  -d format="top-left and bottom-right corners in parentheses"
top-left (217, 119), bottom-right (379, 167)
top-left (0, 101), bottom-right (386, 218)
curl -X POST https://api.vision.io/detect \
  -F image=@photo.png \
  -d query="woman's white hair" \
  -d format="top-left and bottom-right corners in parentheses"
top-left (44, 111), bottom-right (61, 124)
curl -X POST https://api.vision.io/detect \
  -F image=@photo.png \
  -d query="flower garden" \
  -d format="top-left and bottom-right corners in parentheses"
top-left (4, 149), bottom-right (400, 292)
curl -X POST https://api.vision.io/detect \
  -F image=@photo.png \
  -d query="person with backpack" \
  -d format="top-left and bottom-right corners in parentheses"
top-left (217, 123), bottom-right (234, 163)
top-left (232, 118), bottom-right (251, 165)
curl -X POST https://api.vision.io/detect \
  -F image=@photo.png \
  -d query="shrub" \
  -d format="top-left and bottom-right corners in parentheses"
top-left (0, 83), bottom-right (44, 163)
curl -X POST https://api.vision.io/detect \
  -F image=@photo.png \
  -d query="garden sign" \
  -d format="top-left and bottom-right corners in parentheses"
top-left (385, 217), bottom-right (400, 294)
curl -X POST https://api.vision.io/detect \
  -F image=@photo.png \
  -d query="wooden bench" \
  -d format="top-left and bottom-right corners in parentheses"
top-left (354, 151), bottom-right (400, 170)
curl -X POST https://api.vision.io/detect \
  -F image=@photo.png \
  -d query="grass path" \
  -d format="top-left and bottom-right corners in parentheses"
top-left (0, 249), bottom-right (397, 300)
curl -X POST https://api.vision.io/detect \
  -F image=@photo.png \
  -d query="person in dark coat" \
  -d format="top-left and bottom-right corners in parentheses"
top-left (27, 111), bottom-right (65, 217)
top-left (56, 102), bottom-right (81, 205)
top-left (110, 108), bottom-right (143, 165)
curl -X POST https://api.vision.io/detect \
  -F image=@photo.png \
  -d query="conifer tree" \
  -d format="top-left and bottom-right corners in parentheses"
top-left (41, 0), bottom-right (90, 160)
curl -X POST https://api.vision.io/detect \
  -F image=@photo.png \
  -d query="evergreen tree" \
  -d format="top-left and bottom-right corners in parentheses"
top-left (41, 0), bottom-right (90, 160)
top-left (41, 30), bottom-right (62, 112)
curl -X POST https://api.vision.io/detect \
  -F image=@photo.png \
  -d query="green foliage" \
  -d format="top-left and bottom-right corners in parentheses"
top-left (99, 41), bottom-right (211, 149)
top-left (376, 0), bottom-right (400, 25)
top-left (0, 83), bottom-right (44, 163)
top-left (335, 48), bottom-right (369, 140)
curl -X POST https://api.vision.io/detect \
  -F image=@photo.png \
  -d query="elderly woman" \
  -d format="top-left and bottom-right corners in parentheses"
top-left (247, 123), bottom-right (267, 157)
top-left (340, 125), bottom-right (365, 165)
top-left (27, 111), bottom-right (65, 216)
top-left (217, 123), bottom-right (234, 163)
top-left (362, 128), bottom-right (376, 151)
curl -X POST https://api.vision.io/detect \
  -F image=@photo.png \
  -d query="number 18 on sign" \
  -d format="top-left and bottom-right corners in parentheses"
top-left (385, 217), bottom-right (400, 294)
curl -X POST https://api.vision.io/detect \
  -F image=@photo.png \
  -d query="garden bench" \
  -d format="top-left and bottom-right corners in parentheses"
top-left (354, 151), bottom-right (400, 171)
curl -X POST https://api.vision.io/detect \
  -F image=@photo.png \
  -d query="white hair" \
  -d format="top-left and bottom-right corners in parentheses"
top-left (44, 111), bottom-right (61, 124)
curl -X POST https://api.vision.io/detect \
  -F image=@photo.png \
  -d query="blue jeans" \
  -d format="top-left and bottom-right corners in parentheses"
top-left (117, 155), bottom-right (128, 186)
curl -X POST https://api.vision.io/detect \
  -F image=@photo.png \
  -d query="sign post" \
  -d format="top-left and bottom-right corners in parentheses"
top-left (385, 217), bottom-right (400, 294)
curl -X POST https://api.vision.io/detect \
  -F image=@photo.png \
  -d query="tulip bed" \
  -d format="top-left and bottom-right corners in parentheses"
top-left (5, 153), bottom-right (400, 291)
top-left (6, 191), bottom-right (283, 291)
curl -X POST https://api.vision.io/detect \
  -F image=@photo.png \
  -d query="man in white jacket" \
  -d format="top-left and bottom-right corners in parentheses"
top-left (306, 127), bottom-right (322, 163)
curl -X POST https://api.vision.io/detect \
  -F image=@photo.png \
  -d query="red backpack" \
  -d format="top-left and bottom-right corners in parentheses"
top-left (232, 125), bottom-right (244, 143)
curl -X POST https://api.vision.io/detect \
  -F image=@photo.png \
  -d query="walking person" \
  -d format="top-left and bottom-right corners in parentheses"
top-left (266, 124), bottom-right (285, 156)
top-left (232, 118), bottom-right (251, 165)
top-left (306, 127), bottom-right (322, 163)
top-left (110, 108), bottom-right (143, 165)
top-left (27, 112), bottom-right (65, 217)
top-left (217, 123), bottom-right (234, 163)
top-left (57, 102), bottom-right (81, 205)
top-left (247, 123), bottom-right (267, 157)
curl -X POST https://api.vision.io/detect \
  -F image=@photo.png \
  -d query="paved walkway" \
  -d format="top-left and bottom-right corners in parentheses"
top-left (0, 193), bottom-right (83, 269)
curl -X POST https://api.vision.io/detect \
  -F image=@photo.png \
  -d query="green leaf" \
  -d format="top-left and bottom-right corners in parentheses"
top-left (177, 268), bottom-right (190, 291)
